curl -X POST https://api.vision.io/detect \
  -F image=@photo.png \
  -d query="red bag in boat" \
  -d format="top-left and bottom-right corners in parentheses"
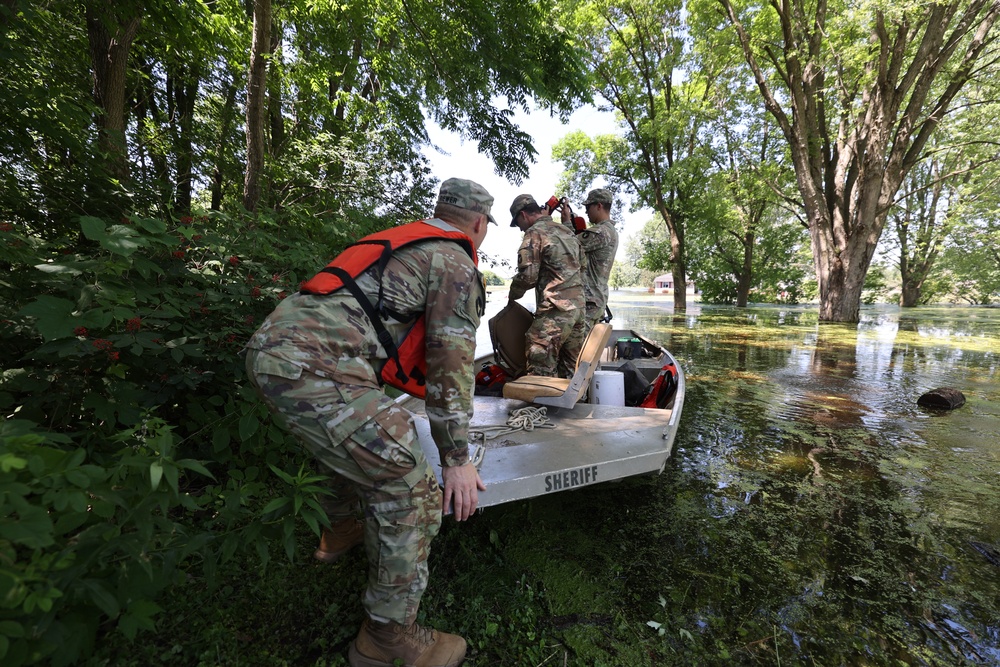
top-left (639, 363), bottom-right (678, 409)
top-left (475, 363), bottom-right (508, 389)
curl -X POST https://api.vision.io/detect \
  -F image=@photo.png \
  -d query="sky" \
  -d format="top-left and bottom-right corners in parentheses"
top-left (421, 104), bottom-right (653, 277)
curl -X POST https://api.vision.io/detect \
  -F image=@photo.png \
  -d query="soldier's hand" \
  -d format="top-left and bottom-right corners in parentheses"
top-left (441, 463), bottom-right (486, 521)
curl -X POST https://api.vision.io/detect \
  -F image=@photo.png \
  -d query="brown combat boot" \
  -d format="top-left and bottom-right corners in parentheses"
top-left (313, 518), bottom-right (363, 563)
top-left (348, 618), bottom-right (467, 667)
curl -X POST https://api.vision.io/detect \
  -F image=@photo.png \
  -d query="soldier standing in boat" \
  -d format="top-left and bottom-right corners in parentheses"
top-left (507, 194), bottom-right (587, 378)
top-left (244, 177), bottom-right (494, 667)
top-left (563, 188), bottom-right (619, 333)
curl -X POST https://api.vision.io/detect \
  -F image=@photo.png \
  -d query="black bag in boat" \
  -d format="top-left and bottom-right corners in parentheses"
top-left (615, 360), bottom-right (651, 407)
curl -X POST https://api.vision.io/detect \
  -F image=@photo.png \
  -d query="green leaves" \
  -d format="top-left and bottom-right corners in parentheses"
top-left (80, 217), bottom-right (144, 256)
top-left (261, 462), bottom-right (336, 561)
top-left (0, 416), bottom-right (227, 666)
top-left (17, 296), bottom-right (77, 342)
top-left (118, 600), bottom-right (163, 641)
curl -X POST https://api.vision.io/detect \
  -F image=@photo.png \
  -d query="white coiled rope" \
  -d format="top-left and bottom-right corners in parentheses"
top-left (469, 405), bottom-right (556, 442)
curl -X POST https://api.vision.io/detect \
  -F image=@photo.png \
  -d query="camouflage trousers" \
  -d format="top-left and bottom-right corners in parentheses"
top-left (525, 307), bottom-right (586, 378)
top-left (585, 303), bottom-right (608, 333)
top-left (245, 349), bottom-right (442, 625)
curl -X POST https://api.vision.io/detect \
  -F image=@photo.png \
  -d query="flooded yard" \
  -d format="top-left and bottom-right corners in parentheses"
top-left (469, 296), bottom-right (1000, 665)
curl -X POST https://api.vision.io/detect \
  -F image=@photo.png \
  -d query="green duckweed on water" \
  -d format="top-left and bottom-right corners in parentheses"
top-left (94, 298), bottom-right (999, 666)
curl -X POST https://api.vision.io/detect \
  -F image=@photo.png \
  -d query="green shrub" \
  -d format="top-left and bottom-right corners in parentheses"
top-left (0, 211), bottom-right (342, 665)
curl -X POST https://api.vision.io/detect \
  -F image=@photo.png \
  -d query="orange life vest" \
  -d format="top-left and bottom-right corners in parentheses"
top-left (299, 220), bottom-right (479, 398)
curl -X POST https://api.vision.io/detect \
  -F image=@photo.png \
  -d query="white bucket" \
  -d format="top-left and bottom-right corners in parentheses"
top-left (590, 370), bottom-right (625, 406)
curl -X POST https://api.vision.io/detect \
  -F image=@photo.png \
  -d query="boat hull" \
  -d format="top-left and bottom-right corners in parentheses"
top-left (397, 329), bottom-right (685, 509)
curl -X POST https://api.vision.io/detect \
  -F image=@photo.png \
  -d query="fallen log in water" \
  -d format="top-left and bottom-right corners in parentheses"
top-left (916, 387), bottom-right (966, 410)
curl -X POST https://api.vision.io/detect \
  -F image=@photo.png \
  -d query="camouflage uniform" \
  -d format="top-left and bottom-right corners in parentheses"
top-left (509, 212), bottom-right (586, 378)
top-left (244, 213), bottom-right (486, 626)
top-left (580, 219), bottom-right (619, 329)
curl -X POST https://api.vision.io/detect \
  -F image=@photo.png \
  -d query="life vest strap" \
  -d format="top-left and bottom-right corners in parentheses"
top-left (327, 266), bottom-right (409, 385)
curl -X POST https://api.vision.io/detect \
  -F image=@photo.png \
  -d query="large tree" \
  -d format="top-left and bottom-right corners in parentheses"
top-left (718, 0), bottom-right (1000, 321)
top-left (688, 91), bottom-right (806, 306)
top-left (243, 0), bottom-right (270, 212)
top-left (889, 87), bottom-right (1000, 306)
top-left (555, 0), bottom-right (723, 311)
top-left (85, 0), bottom-right (141, 184)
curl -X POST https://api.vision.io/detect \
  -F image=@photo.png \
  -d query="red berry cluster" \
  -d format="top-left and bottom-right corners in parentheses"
top-left (92, 338), bottom-right (119, 361)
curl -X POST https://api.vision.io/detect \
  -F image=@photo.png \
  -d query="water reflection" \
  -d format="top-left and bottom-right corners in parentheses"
top-left (600, 300), bottom-right (999, 664)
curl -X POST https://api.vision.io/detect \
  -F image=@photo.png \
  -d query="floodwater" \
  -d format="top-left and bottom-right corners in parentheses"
top-left (610, 297), bottom-right (1000, 665)
top-left (476, 294), bottom-right (1000, 665)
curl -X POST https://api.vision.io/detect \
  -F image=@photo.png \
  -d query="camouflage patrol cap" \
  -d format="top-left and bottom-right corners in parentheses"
top-left (509, 194), bottom-right (538, 227)
top-left (437, 178), bottom-right (497, 224)
top-left (583, 188), bottom-right (613, 206)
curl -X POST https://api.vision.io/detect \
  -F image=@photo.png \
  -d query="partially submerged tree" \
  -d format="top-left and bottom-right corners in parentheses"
top-left (889, 95), bottom-right (1000, 306)
top-left (718, 0), bottom-right (1000, 321)
top-left (687, 96), bottom-right (806, 305)
top-left (891, 152), bottom-right (964, 306)
top-left (556, 0), bottom-right (721, 311)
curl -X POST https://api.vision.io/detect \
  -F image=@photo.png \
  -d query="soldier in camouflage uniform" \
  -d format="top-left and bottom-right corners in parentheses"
top-left (244, 178), bottom-right (495, 667)
top-left (572, 188), bottom-right (619, 331)
top-left (508, 194), bottom-right (586, 378)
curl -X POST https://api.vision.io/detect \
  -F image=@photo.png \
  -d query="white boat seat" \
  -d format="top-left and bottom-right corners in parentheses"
top-left (502, 323), bottom-right (613, 409)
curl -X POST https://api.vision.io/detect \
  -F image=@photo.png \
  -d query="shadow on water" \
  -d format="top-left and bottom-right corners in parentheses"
top-left (491, 300), bottom-right (1000, 665)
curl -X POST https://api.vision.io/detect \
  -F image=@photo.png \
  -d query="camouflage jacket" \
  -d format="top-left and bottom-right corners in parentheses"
top-left (509, 215), bottom-right (585, 313)
top-left (245, 218), bottom-right (486, 466)
top-left (579, 219), bottom-right (619, 319)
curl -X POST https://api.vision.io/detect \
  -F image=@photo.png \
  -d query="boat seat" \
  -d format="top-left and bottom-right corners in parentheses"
top-left (502, 323), bottom-right (613, 409)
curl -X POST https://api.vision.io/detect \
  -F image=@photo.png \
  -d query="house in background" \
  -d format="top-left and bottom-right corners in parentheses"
top-left (653, 274), bottom-right (698, 294)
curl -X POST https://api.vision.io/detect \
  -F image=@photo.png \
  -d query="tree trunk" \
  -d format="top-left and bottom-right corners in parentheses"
top-left (134, 58), bottom-right (172, 207)
top-left (670, 230), bottom-right (686, 311)
top-left (212, 79), bottom-right (239, 211)
top-left (171, 61), bottom-right (199, 215)
top-left (267, 18), bottom-right (284, 160)
top-left (900, 280), bottom-right (923, 307)
top-left (736, 230), bottom-right (753, 307)
top-left (86, 1), bottom-right (141, 184)
top-left (814, 246), bottom-right (867, 322)
top-left (243, 0), bottom-right (271, 213)
top-left (656, 202), bottom-right (687, 311)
